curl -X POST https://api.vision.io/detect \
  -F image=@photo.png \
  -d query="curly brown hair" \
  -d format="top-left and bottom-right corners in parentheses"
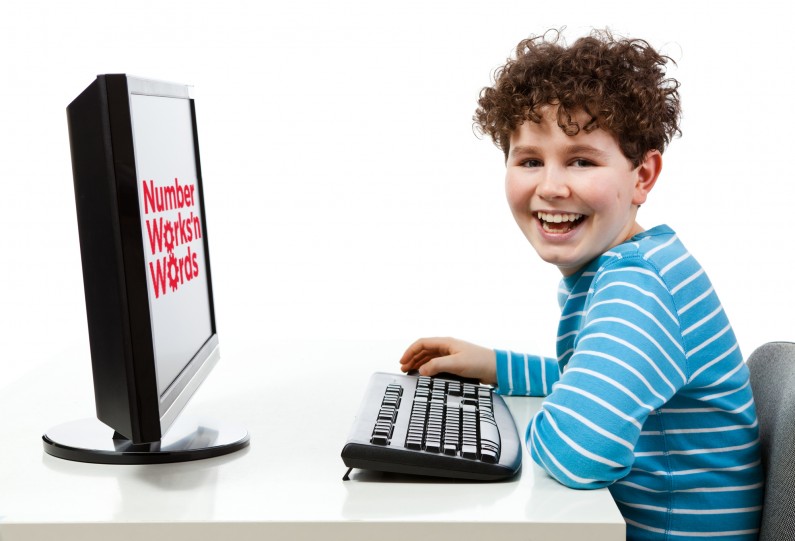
top-left (474, 29), bottom-right (682, 167)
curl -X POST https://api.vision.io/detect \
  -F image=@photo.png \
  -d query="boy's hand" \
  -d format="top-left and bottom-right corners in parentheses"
top-left (399, 337), bottom-right (497, 385)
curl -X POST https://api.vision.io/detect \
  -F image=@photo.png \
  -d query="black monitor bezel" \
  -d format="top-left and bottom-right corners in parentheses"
top-left (67, 74), bottom-right (218, 444)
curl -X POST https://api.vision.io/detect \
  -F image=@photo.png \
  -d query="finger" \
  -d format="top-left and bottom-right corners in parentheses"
top-left (417, 354), bottom-right (457, 377)
top-left (400, 338), bottom-right (449, 365)
top-left (400, 350), bottom-right (436, 372)
top-left (399, 337), bottom-right (453, 366)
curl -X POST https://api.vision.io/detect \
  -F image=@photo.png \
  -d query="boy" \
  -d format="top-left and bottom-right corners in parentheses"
top-left (400, 30), bottom-right (763, 540)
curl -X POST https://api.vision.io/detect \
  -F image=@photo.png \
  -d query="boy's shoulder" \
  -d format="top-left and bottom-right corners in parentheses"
top-left (594, 224), bottom-right (700, 288)
top-left (565, 225), bottom-right (695, 297)
top-left (609, 224), bottom-right (680, 262)
top-left (590, 224), bottom-right (681, 278)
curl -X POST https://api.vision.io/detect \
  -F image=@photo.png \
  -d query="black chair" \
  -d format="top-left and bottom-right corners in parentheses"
top-left (746, 342), bottom-right (795, 540)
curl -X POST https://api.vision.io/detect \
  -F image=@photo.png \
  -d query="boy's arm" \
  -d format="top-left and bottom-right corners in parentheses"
top-left (529, 257), bottom-right (688, 489)
top-left (494, 350), bottom-right (561, 397)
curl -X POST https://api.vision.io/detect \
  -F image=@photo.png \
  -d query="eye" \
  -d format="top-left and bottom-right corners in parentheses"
top-left (572, 159), bottom-right (595, 167)
top-left (520, 159), bottom-right (543, 168)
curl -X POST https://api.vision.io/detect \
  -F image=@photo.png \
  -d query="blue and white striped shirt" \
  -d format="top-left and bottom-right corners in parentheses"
top-left (495, 225), bottom-right (763, 540)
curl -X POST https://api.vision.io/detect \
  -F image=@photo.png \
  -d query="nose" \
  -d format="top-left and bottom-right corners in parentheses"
top-left (535, 166), bottom-right (570, 200)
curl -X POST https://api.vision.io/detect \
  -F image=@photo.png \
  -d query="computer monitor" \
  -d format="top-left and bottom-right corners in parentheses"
top-left (42, 74), bottom-right (249, 464)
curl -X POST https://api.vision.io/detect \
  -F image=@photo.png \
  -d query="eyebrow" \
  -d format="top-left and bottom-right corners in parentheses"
top-left (509, 144), bottom-right (610, 159)
top-left (565, 144), bottom-right (610, 159)
top-left (509, 145), bottom-right (542, 158)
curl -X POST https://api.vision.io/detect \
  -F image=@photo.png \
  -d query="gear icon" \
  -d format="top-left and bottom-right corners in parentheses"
top-left (164, 221), bottom-right (175, 254)
top-left (167, 252), bottom-right (180, 292)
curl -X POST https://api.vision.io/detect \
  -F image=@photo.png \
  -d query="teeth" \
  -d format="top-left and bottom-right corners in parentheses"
top-left (536, 211), bottom-right (584, 223)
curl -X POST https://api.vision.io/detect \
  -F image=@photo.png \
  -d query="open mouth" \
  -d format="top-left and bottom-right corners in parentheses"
top-left (536, 211), bottom-right (586, 233)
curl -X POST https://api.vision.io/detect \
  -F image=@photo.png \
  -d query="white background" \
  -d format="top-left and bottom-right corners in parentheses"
top-left (2, 0), bottom-right (794, 391)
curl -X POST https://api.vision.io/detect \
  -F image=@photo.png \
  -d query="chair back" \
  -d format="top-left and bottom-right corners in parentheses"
top-left (747, 341), bottom-right (795, 540)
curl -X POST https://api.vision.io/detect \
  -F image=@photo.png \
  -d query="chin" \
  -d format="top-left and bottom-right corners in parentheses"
top-left (536, 251), bottom-right (574, 269)
top-left (533, 248), bottom-right (588, 275)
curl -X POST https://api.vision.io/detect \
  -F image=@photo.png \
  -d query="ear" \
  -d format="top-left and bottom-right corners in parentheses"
top-left (632, 149), bottom-right (662, 205)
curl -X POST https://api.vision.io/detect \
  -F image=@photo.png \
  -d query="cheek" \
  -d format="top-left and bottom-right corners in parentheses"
top-left (582, 183), bottom-right (625, 213)
top-left (504, 175), bottom-right (530, 213)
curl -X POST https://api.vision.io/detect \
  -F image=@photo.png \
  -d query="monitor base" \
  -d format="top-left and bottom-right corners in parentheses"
top-left (42, 416), bottom-right (249, 465)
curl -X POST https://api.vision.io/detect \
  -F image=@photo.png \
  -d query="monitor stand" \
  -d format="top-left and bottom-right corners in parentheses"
top-left (42, 416), bottom-right (249, 465)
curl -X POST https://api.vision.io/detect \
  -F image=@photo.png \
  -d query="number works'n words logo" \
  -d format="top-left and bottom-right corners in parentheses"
top-left (142, 178), bottom-right (202, 299)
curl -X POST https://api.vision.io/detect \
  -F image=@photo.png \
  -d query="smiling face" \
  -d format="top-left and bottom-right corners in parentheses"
top-left (505, 107), bottom-right (661, 275)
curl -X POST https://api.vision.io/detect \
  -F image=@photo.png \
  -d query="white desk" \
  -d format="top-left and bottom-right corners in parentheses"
top-left (0, 340), bottom-right (625, 540)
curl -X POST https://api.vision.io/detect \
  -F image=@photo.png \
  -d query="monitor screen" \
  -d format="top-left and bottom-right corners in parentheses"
top-left (130, 92), bottom-right (214, 398)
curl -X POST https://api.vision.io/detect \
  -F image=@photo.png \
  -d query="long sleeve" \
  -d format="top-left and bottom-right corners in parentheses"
top-left (494, 350), bottom-right (560, 397)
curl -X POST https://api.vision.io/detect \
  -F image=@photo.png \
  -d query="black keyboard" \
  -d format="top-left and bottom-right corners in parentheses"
top-left (341, 372), bottom-right (522, 481)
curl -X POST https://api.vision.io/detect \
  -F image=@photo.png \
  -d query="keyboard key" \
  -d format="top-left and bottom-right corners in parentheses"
top-left (425, 439), bottom-right (441, 453)
top-left (461, 444), bottom-right (478, 459)
top-left (406, 439), bottom-right (422, 450)
top-left (480, 449), bottom-right (498, 463)
top-left (371, 434), bottom-right (389, 446)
